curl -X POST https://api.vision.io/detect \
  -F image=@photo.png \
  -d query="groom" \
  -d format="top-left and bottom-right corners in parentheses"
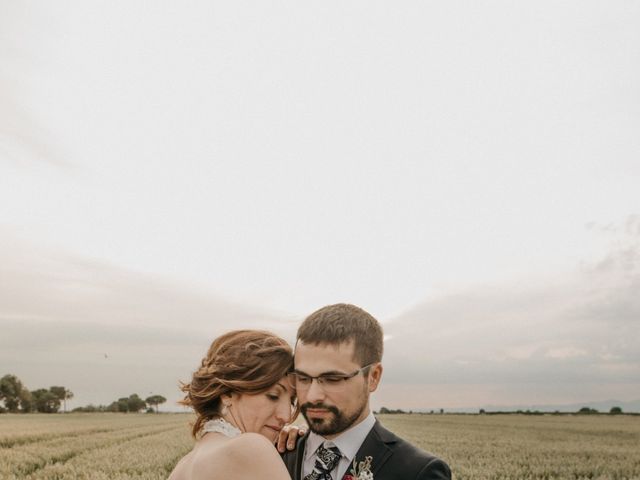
top-left (282, 303), bottom-right (451, 480)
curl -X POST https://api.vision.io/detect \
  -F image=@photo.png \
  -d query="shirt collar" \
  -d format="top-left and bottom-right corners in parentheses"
top-left (304, 412), bottom-right (376, 463)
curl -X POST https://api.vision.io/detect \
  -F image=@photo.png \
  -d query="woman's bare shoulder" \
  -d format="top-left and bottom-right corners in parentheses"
top-left (227, 432), bottom-right (274, 448)
top-left (192, 434), bottom-right (290, 480)
top-left (224, 433), bottom-right (283, 463)
top-left (167, 450), bottom-right (194, 480)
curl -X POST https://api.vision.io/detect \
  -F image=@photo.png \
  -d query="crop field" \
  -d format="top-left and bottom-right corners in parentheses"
top-left (1, 413), bottom-right (639, 479)
top-left (380, 414), bottom-right (640, 480)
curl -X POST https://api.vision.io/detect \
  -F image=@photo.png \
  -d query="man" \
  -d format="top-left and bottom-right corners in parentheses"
top-left (282, 303), bottom-right (451, 480)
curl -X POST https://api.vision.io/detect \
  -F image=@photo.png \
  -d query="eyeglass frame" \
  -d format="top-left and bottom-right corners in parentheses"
top-left (287, 363), bottom-right (377, 391)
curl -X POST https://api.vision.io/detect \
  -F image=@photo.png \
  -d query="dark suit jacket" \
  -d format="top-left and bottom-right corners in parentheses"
top-left (282, 420), bottom-right (451, 480)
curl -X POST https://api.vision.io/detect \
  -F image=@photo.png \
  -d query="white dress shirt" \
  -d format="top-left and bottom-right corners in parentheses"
top-left (303, 412), bottom-right (376, 480)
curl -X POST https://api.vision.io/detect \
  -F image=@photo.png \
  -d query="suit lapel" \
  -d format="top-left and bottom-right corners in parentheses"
top-left (346, 421), bottom-right (396, 478)
top-left (295, 433), bottom-right (307, 480)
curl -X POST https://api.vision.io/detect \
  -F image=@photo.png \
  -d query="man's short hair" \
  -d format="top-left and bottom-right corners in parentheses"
top-left (296, 303), bottom-right (383, 366)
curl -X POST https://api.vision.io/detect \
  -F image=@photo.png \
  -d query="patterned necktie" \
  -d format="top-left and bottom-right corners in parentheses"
top-left (304, 443), bottom-right (342, 480)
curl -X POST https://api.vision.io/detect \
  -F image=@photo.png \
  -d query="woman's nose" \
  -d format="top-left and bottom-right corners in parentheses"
top-left (275, 399), bottom-right (292, 423)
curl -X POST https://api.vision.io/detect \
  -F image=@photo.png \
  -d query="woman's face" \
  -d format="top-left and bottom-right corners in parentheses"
top-left (227, 377), bottom-right (296, 442)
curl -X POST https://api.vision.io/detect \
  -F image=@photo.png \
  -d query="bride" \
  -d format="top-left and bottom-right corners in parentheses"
top-left (168, 330), bottom-right (300, 480)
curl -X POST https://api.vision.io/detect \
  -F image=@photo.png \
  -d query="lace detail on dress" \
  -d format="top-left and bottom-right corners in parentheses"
top-left (202, 418), bottom-right (242, 438)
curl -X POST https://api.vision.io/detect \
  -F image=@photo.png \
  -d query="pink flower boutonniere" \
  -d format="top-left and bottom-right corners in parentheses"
top-left (345, 456), bottom-right (373, 480)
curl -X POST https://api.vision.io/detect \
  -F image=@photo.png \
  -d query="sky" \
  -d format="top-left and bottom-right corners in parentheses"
top-left (1, 1), bottom-right (639, 412)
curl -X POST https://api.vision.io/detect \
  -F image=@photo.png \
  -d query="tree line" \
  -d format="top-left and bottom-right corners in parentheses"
top-left (477, 406), bottom-right (626, 415)
top-left (73, 393), bottom-right (167, 413)
top-left (0, 374), bottom-right (73, 413)
top-left (376, 406), bottom-right (629, 415)
top-left (0, 374), bottom-right (166, 414)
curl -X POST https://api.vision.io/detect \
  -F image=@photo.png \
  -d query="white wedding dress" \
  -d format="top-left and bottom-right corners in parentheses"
top-left (202, 418), bottom-right (242, 438)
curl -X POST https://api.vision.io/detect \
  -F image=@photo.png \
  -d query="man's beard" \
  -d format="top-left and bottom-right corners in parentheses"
top-left (301, 399), bottom-right (367, 436)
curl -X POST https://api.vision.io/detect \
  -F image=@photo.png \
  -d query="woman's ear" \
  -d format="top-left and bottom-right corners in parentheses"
top-left (220, 393), bottom-right (234, 415)
top-left (221, 393), bottom-right (233, 404)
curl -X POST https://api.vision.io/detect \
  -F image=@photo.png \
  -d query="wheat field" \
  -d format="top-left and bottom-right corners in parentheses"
top-left (1, 413), bottom-right (639, 479)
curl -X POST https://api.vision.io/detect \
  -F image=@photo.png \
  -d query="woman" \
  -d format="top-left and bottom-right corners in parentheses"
top-left (168, 330), bottom-right (299, 480)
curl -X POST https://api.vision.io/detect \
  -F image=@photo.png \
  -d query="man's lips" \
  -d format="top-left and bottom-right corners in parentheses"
top-left (305, 408), bottom-right (331, 416)
top-left (301, 403), bottom-right (338, 417)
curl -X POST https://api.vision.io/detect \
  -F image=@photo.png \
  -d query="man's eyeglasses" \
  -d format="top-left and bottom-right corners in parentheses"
top-left (287, 363), bottom-right (376, 393)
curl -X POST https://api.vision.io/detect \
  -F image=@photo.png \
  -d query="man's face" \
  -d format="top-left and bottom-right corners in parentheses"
top-left (294, 340), bottom-right (382, 439)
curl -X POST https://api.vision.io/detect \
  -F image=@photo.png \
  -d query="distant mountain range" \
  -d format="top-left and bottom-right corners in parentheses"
top-left (423, 399), bottom-right (640, 414)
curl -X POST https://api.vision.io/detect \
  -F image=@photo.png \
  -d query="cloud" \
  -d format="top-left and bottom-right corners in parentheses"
top-left (3, 219), bottom-right (639, 409)
top-left (0, 233), bottom-right (299, 407)
top-left (382, 222), bottom-right (640, 396)
top-left (0, 232), bottom-right (297, 331)
top-left (544, 346), bottom-right (588, 359)
top-left (586, 215), bottom-right (640, 237)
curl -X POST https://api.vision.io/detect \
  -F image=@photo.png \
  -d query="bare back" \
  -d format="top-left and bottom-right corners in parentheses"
top-left (168, 432), bottom-right (291, 480)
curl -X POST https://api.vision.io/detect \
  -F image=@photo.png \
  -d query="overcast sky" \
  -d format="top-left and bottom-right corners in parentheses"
top-left (1, 1), bottom-right (639, 411)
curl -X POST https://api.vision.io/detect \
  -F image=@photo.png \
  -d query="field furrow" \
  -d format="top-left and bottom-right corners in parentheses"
top-left (2, 413), bottom-right (639, 480)
top-left (0, 415), bottom-right (192, 479)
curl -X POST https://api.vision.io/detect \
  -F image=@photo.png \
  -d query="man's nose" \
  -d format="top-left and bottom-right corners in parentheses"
top-left (305, 378), bottom-right (326, 402)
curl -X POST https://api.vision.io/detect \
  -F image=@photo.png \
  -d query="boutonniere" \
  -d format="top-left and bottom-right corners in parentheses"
top-left (344, 456), bottom-right (373, 480)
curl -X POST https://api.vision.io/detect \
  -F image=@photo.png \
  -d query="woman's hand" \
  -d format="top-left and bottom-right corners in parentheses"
top-left (275, 424), bottom-right (307, 452)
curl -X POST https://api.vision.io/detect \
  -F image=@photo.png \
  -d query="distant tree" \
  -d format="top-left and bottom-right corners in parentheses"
top-left (73, 404), bottom-right (101, 413)
top-left (439, 408), bottom-right (444, 414)
top-left (145, 395), bottom-right (167, 413)
top-left (19, 389), bottom-right (33, 413)
top-left (50, 386), bottom-right (65, 402)
top-left (49, 386), bottom-right (74, 413)
top-left (126, 394), bottom-right (146, 413)
top-left (578, 407), bottom-right (598, 414)
top-left (116, 397), bottom-right (130, 412)
top-left (0, 374), bottom-right (31, 413)
top-left (479, 409), bottom-right (486, 414)
top-left (378, 407), bottom-right (407, 414)
top-left (31, 389), bottom-right (61, 413)
top-left (83, 404), bottom-right (108, 412)
top-left (610, 406), bottom-right (623, 415)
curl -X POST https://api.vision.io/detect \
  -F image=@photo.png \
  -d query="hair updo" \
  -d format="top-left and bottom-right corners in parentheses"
top-left (180, 330), bottom-right (294, 437)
